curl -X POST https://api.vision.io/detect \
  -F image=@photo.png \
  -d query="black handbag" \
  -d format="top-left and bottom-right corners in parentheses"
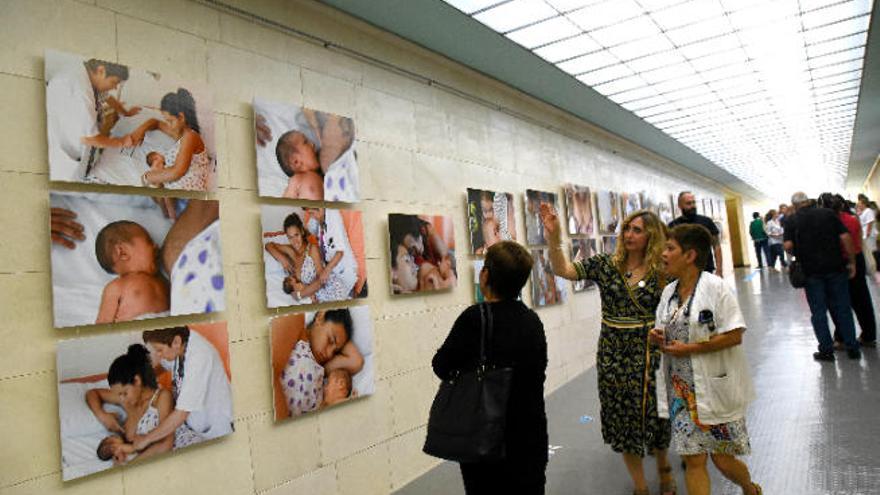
top-left (423, 303), bottom-right (514, 463)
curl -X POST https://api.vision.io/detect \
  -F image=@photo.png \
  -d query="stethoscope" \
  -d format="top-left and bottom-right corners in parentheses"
top-left (665, 271), bottom-right (702, 323)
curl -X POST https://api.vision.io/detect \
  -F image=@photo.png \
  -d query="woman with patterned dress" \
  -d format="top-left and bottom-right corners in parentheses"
top-left (650, 224), bottom-right (761, 495)
top-left (541, 205), bottom-right (675, 495)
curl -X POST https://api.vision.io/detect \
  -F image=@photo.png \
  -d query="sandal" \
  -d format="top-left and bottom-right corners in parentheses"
top-left (659, 466), bottom-right (677, 495)
top-left (752, 482), bottom-right (763, 495)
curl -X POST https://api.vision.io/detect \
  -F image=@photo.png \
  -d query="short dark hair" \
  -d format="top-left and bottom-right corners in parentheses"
top-left (316, 309), bottom-right (353, 340)
top-left (752, 212), bottom-right (760, 219)
top-left (95, 220), bottom-right (143, 274)
top-left (84, 58), bottom-right (129, 81)
top-left (677, 191), bottom-right (692, 203)
top-left (108, 344), bottom-right (157, 389)
top-left (483, 241), bottom-right (533, 300)
top-left (283, 213), bottom-right (304, 234)
top-left (142, 326), bottom-right (190, 346)
top-left (275, 130), bottom-right (315, 177)
top-left (97, 434), bottom-right (121, 461)
top-left (668, 224), bottom-right (712, 270)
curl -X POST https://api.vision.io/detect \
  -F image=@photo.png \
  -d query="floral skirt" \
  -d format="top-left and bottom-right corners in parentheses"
top-left (597, 324), bottom-right (671, 456)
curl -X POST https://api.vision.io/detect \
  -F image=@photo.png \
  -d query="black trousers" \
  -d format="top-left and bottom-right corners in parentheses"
top-left (460, 458), bottom-right (546, 495)
top-left (832, 252), bottom-right (877, 343)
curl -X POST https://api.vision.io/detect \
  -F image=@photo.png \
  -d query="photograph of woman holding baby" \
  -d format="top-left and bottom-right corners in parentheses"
top-left (56, 322), bottom-right (232, 481)
top-left (45, 49), bottom-right (217, 191)
top-left (388, 213), bottom-right (458, 294)
top-left (49, 191), bottom-right (225, 328)
top-left (525, 189), bottom-right (559, 246)
top-left (253, 97), bottom-right (360, 203)
top-left (596, 190), bottom-right (622, 235)
top-left (270, 307), bottom-right (375, 421)
top-left (261, 205), bottom-right (367, 309)
top-left (466, 188), bottom-right (517, 255)
top-left (563, 183), bottom-right (594, 236)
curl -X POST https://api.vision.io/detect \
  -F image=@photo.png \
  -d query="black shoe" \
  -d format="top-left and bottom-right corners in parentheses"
top-left (847, 349), bottom-right (862, 359)
top-left (858, 339), bottom-right (876, 348)
top-left (813, 351), bottom-right (835, 361)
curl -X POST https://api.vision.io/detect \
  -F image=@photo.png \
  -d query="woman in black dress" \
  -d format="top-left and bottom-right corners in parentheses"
top-left (541, 205), bottom-right (675, 495)
top-left (432, 241), bottom-right (548, 494)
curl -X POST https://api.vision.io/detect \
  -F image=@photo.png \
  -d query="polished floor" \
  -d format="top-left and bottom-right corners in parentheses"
top-left (396, 268), bottom-right (880, 494)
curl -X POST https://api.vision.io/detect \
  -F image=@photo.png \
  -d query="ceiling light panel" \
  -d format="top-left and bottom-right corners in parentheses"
top-left (442, 0), bottom-right (873, 193)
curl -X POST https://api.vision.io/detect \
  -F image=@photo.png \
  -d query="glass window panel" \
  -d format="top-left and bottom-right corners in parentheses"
top-left (708, 72), bottom-right (761, 91)
top-left (815, 87), bottom-right (860, 103)
top-left (473, 0), bottom-right (558, 32)
top-left (815, 95), bottom-right (858, 109)
top-left (507, 16), bottom-right (582, 48)
top-left (813, 80), bottom-right (860, 96)
top-left (727, 1), bottom-right (799, 30)
top-left (608, 34), bottom-right (676, 61)
top-left (610, 84), bottom-right (660, 103)
top-left (640, 0), bottom-right (690, 10)
top-left (565, 0), bottom-right (643, 31)
top-left (544, 0), bottom-right (607, 11)
top-left (651, 0), bottom-right (726, 31)
top-left (589, 15), bottom-right (660, 47)
top-left (802, 0), bottom-right (871, 30)
top-left (806, 31), bottom-right (868, 58)
top-left (653, 73), bottom-right (705, 94)
top-left (577, 63), bottom-right (634, 84)
top-left (641, 62), bottom-right (696, 84)
top-left (802, 14), bottom-right (870, 44)
top-left (557, 49), bottom-right (619, 74)
top-left (719, 0), bottom-right (772, 13)
top-left (534, 34), bottom-right (603, 62)
top-left (688, 47), bottom-right (749, 71)
top-left (665, 17), bottom-right (735, 46)
top-left (679, 34), bottom-right (741, 59)
top-left (808, 46), bottom-right (865, 69)
top-left (698, 61), bottom-right (753, 83)
top-left (443, 0), bottom-right (507, 14)
top-left (810, 58), bottom-right (864, 78)
top-left (665, 87), bottom-right (715, 105)
top-left (636, 100), bottom-right (684, 117)
top-left (624, 94), bottom-right (670, 111)
top-left (595, 74), bottom-right (647, 94)
top-left (812, 69), bottom-right (861, 87)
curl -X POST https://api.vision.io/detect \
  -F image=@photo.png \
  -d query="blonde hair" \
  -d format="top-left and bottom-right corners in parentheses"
top-left (612, 209), bottom-right (667, 287)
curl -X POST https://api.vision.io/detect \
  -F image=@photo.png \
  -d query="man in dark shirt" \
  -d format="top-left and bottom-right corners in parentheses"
top-left (784, 191), bottom-right (860, 361)
top-left (669, 191), bottom-right (723, 277)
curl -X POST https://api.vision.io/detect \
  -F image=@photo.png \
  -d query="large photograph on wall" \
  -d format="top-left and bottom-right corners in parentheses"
top-left (596, 190), bottom-right (621, 235)
top-left (530, 248), bottom-right (567, 307)
top-left (602, 236), bottom-right (618, 255)
top-left (45, 50), bottom-right (217, 191)
top-left (271, 307), bottom-right (375, 421)
top-left (563, 184), bottom-right (593, 236)
top-left (50, 191), bottom-right (224, 328)
top-left (525, 189), bottom-right (559, 245)
top-left (56, 322), bottom-right (233, 481)
top-left (621, 192), bottom-right (642, 217)
top-left (388, 214), bottom-right (457, 294)
top-left (261, 205), bottom-right (367, 308)
top-left (466, 188), bottom-right (516, 255)
top-left (253, 97), bottom-right (359, 202)
top-left (571, 239), bottom-right (597, 292)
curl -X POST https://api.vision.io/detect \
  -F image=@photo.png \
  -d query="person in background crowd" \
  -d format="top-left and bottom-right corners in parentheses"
top-left (818, 194), bottom-right (877, 348)
top-left (856, 194), bottom-right (878, 283)
top-left (748, 212), bottom-right (769, 269)
top-left (784, 192), bottom-right (860, 362)
top-left (765, 210), bottom-right (787, 271)
top-left (670, 192), bottom-right (724, 278)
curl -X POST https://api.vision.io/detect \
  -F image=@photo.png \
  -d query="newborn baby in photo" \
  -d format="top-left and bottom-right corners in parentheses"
top-left (322, 368), bottom-right (353, 407)
top-left (276, 130), bottom-right (324, 200)
top-left (95, 220), bottom-right (170, 323)
top-left (96, 433), bottom-right (136, 464)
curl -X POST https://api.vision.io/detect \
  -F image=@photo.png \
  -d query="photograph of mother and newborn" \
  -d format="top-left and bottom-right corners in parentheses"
top-left (45, 49), bottom-right (217, 191)
top-left (50, 191), bottom-right (225, 328)
top-left (56, 323), bottom-right (233, 481)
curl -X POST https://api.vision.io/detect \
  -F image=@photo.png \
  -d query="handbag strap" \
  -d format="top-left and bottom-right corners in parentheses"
top-left (478, 303), bottom-right (494, 368)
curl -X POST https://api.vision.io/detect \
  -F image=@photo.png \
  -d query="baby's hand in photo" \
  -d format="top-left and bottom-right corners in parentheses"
top-left (124, 105), bottom-right (142, 117)
top-left (97, 411), bottom-right (123, 434)
top-left (539, 203), bottom-right (561, 243)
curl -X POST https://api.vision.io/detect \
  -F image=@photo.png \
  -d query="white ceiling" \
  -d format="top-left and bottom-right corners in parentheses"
top-left (443, 0), bottom-right (873, 195)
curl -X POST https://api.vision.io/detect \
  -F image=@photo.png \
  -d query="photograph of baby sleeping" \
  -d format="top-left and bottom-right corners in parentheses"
top-left (596, 190), bottom-right (621, 235)
top-left (388, 214), bottom-right (458, 295)
top-left (525, 189), bottom-right (559, 246)
top-left (466, 188), bottom-right (517, 255)
top-left (50, 191), bottom-right (225, 328)
top-left (253, 96), bottom-right (360, 202)
top-left (563, 184), bottom-right (594, 236)
top-left (45, 49), bottom-right (217, 191)
top-left (261, 205), bottom-right (367, 308)
top-left (529, 248), bottom-right (568, 308)
top-left (56, 322), bottom-right (233, 481)
top-left (270, 307), bottom-right (375, 421)
top-left (571, 239), bottom-right (598, 292)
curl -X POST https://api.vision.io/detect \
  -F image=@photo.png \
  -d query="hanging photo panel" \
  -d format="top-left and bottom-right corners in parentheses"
top-left (466, 188), bottom-right (517, 255)
top-left (270, 307), bottom-right (375, 421)
top-left (253, 97), bottom-right (359, 202)
top-left (525, 189), bottom-right (559, 246)
top-left (50, 191), bottom-right (224, 328)
top-left (56, 322), bottom-right (233, 481)
top-left (45, 49), bottom-right (217, 191)
top-left (260, 205), bottom-right (367, 308)
top-left (388, 214), bottom-right (457, 294)
top-left (563, 183), bottom-right (594, 236)
top-left (596, 190), bottom-right (621, 235)
top-left (570, 239), bottom-right (598, 292)
top-left (529, 248), bottom-right (567, 307)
